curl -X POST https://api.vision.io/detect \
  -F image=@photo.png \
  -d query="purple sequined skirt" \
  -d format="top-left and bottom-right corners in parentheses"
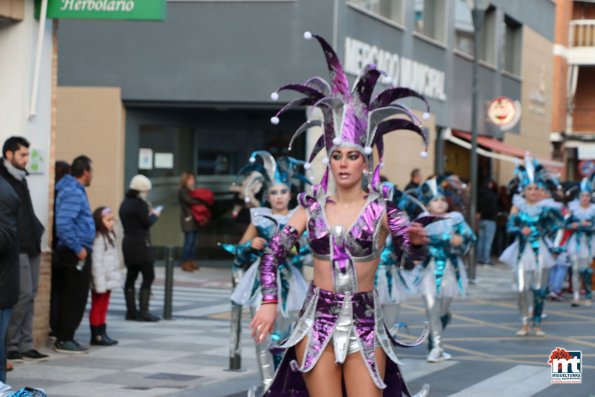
top-left (263, 284), bottom-right (427, 397)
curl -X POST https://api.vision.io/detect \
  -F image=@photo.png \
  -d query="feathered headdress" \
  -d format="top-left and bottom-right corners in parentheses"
top-left (270, 32), bottom-right (430, 195)
top-left (417, 175), bottom-right (468, 213)
top-left (238, 151), bottom-right (310, 204)
top-left (564, 174), bottom-right (595, 200)
top-left (509, 155), bottom-right (560, 195)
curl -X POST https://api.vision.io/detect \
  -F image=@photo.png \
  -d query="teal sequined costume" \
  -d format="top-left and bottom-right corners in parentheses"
top-left (499, 198), bottom-right (564, 326)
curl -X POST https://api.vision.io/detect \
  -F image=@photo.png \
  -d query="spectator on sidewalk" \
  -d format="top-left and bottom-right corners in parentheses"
top-left (404, 168), bottom-right (422, 191)
top-left (477, 180), bottom-right (499, 265)
top-left (0, 175), bottom-right (20, 382)
top-left (53, 155), bottom-right (95, 354)
top-left (119, 175), bottom-right (161, 322)
top-left (178, 172), bottom-right (201, 272)
top-left (0, 137), bottom-right (47, 362)
top-left (89, 207), bottom-right (121, 346)
top-left (49, 160), bottom-right (71, 340)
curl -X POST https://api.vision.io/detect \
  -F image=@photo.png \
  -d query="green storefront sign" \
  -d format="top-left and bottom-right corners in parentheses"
top-left (35, 0), bottom-right (166, 21)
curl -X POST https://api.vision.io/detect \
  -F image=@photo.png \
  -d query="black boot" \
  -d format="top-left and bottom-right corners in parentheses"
top-left (100, 324), bottom-right (118, 345)
top-left (124, 288), bottom-right (138, 320)
top-left (441, 312), bottom-right (452, 330)
top-left (90, 325), bottom-right (112, 346)
top-left (138, 288), bottom-right (160, 322)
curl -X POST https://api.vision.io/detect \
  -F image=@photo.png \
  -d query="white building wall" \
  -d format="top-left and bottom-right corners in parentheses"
top-left (0, 1), bottom-right (53, 249)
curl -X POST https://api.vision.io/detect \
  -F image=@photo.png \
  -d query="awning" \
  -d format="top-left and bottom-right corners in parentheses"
top-left (444, 129), bottom-right (564, 172)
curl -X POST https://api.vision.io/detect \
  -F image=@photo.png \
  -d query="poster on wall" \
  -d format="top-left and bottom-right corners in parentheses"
top-left (138, 148), bottom-right (153, 170)
top-left (28, 149), bottom-right (46, 174)
top-left (154, 153), bottom-right (174, 169)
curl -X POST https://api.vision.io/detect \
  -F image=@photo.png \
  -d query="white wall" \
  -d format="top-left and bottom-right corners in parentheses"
top-left (0, 1), bottom-right (54, 249)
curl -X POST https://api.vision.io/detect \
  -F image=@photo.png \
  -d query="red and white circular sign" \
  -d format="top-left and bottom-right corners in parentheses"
top-left (487, 96), bottom-right (521, 130)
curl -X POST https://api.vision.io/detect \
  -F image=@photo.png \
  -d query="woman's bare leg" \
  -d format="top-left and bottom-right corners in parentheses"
top-left (343, 347), bottom-right (386, 397)
top-left (295, 337), bottom-right (343, 397)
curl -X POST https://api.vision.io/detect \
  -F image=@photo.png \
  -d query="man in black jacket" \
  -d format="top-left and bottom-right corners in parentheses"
top-left (0, 174), bottom-right (20, 382)
top-left (0, 137), bottom-right (47, 361)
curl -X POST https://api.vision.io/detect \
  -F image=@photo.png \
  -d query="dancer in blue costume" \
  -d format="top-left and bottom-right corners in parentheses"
top-left (374, 185), bottom-right (425, 331)
top-left (221, 152), bottom-right (310, 390)
top-left (411, 176), bottom-right (475, 363)
top-left (565, 176), bottom-right (595, 307)
top-left (499, 156), bottom-right (564, 336)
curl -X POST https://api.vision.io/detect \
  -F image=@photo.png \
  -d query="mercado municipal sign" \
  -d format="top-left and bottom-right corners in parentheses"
top-left (344, 36), bottom-right (447, 102)
top-left (35, 0), bottom-right (166, 20)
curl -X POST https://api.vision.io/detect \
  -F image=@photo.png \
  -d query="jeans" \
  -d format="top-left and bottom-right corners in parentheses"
top-left (549, 264), bottom-right (568, 294)
top-left (0, 308), bottom-right (13, 383)
top-left (477, 220), bottom-right (497, 264)
top-left (182, 231), bottom-right (198, 261)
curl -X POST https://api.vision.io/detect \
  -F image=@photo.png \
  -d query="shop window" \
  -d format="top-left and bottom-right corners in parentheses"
top-left (454, 1), bottom-right (496, 65)
top-left (138, 125), bottom-right (193, 179)
top-left (479, 6), bottom-right (496, 65)
top-left (414, 0), bottom-right (447, 43)
top-left (503, 15), bottom-right (522, 76)
top-left (349, 0), bottom-right (404, 24)
top-left (454, 0), bottom-right (474, 56)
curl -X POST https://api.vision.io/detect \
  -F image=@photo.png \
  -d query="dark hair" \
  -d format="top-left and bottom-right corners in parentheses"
top-left (71, 155), bottom-right (92, 178)
top-left (55, 161), bottom-right (71, 183)
top-left (410, 168), bottom-right (421, 179)
top-left (2, 136), bottom-right (30, 158)
top-left (93, 206), bottom-right (115, 248)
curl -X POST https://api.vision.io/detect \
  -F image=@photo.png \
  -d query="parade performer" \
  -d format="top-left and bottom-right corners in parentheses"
top-left (499, 157), bottom-right (564, 336)
top-left (221, 152), bottom-right (310, 390)
top-left (413, 177), bottom-right (475, 363)
top-left (565, 176), bottom-right (595, 307)
top-left (250, 32), bottom-right (435, 397)
top-left (374, 187), bottom-right (425, 332)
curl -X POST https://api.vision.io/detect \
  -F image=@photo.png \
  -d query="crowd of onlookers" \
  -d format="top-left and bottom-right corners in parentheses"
top-left (0, 136), bottom-right (209, 394)
top-left (403, 168), bottom-right (512, 264)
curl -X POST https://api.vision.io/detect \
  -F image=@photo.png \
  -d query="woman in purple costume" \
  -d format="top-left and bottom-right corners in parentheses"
top-left (249, 32), bottom-right (434, 397)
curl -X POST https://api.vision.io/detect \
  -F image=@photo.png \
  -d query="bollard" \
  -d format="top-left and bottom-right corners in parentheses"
top-left (226, 267), bottom-right (245, 371)
top-left (163, 246), bottom-right (174, 320)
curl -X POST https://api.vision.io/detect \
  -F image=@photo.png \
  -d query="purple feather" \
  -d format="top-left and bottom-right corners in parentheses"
top-left (275, 97), bottom-right (318, 118)
top-left (353, 66), bottom-right (382, 107)
top-left (371, 87), bottom-right (429, 111)
top-left (278, 83), bottom-right (325, 100)
top-left (311, 34), bottom-right (351, 98)
top-left (373, 119), bottom-right (427, 149)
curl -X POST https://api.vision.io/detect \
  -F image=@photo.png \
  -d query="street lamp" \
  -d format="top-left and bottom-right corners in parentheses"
top-left (467, 0), bottom-right (491, 281)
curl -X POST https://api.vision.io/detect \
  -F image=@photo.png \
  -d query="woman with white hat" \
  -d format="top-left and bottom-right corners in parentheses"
top-left (118, 174), bottom-right (162, 322)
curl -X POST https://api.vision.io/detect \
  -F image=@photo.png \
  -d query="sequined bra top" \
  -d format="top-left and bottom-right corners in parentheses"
top-left (298, 193), bottom-right (385, 262)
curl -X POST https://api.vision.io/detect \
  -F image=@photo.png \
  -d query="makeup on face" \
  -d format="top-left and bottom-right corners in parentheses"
top-left (269, 188), bottom-right (289, 196)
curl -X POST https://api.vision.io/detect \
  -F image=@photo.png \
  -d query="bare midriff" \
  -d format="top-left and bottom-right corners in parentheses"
top-left (311, 237), bottom-right (387, 293)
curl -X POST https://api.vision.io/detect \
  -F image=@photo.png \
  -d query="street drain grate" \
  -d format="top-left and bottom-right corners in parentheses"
top-left (145, 372), bottom-right (202, 381)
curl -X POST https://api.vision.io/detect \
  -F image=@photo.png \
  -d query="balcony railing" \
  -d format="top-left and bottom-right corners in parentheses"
top-left (570, 20), bottom-right (595, 47)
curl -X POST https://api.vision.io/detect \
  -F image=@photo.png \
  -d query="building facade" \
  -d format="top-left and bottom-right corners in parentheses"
top-left (552, 0), bottom-right (595, 181)
top-left (55, 0), bottom-right (557, 255)
top-left (0, 0), bottom-right (55, 347)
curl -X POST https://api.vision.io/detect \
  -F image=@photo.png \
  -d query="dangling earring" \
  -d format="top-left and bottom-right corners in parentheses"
top-left (363, 169), bottom-right (369, 176)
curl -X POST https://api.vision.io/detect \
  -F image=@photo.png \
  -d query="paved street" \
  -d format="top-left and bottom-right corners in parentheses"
top-left (6, 264), bottom-right (595, 397)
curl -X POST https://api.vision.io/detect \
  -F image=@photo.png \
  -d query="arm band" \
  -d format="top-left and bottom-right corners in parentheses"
top-left (260, 224), bottom-right (299, 303)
